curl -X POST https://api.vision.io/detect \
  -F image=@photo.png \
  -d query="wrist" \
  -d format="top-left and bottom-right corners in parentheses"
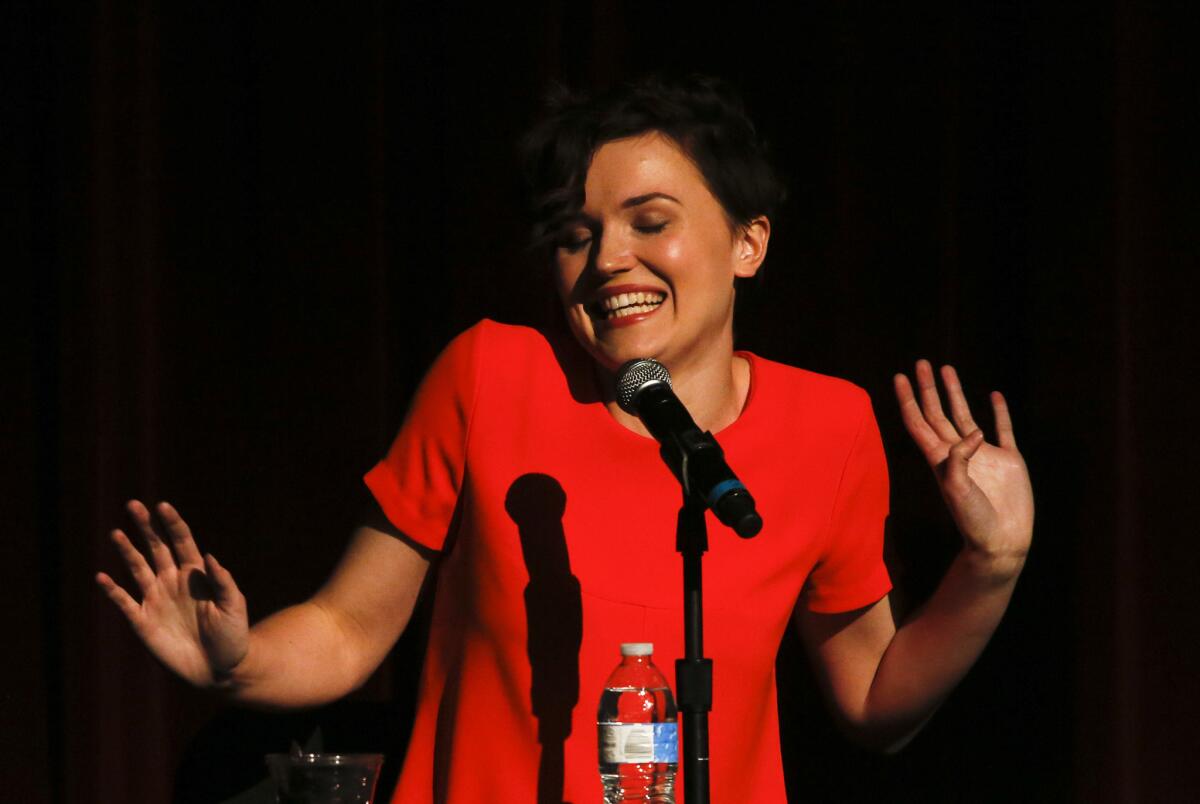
top-left (208, 640), bottom-right (253, 696)
top-left (956, 544), bottom-right (1026, 587)
top-left (209, 670), bottom-right (240, 695)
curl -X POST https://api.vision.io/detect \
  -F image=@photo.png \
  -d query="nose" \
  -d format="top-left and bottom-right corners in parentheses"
top-left (592, 230), bottom-right (636, 276)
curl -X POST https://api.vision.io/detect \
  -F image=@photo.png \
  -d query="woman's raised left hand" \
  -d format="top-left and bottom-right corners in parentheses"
top-left (894, 360), bottom-right (1034, 579)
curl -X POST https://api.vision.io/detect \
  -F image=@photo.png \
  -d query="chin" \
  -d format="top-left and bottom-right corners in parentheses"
top-left (595, 333), bottom-right (671, 374)
top-left (574, 340), bottom-right (635, 374)
top-left (566, 307), bottom-right (683, 376)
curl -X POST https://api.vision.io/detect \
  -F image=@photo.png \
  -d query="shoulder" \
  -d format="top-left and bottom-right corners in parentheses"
top-left (450, 319), bottom-right (581, 402)
top-left (746, 353), bottom-right (873, 428)
top-left (458, 319), bottom-right (555, 355)
top-left (435, 319), bottom-right (556, 370)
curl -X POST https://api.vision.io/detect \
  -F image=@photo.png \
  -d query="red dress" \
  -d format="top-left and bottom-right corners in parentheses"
top-left (365, 320), bottom-right (891, 803)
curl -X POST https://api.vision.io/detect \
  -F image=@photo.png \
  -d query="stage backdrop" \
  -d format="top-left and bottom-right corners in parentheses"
top-left (9, 1), bottom-right (1198, 802)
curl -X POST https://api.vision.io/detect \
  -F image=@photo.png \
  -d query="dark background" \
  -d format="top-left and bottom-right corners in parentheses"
top-left (8, 1), bottom-right (1199, 802)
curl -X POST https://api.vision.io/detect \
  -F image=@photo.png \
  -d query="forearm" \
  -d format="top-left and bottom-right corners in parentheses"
top-left (859, 549), bottom-right (1024, 750)
top-left (217, 600), bottom-right (371, 709)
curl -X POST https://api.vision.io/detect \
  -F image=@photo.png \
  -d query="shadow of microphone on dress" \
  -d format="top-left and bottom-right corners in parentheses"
top-left (506, 473), bottom-right (582, 804)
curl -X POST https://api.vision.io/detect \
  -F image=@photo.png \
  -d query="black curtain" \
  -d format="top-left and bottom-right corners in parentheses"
top-left (9, 1), bottom-right (1198, 801)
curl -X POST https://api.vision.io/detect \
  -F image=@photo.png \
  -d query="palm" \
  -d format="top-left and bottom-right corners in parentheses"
top-left (895, 361), bottom-right (1034, 563)
top-left (95, 500), bottom-right (249, 688)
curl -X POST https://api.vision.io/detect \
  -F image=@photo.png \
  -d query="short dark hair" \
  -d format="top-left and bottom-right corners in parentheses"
top-left (521, 74), bottom-right (787, 249)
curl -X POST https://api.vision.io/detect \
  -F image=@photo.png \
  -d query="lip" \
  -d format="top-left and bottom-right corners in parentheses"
top-left (599, 306), bottom-right (661, 329)
top-left (587, 283), bottom-right (669, 330)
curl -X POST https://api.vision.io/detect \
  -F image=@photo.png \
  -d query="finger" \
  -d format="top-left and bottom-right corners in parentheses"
top-left (940, 365), bottom-right (980, 437)
top-left (95, 572), bottom-right (145, 625)
top-left (204, 553), bottom-right (243, 610)
top-left (894, 372), bottom-right (943, 456)
top-left (110, 528), bottom-right (156, 592)
top-left (127, 499), bottom-right (176, 573)
top-left (914, 359), bottom-right (961, 441)
top-left (157, 501), bottom-right (204, 566)
top-left (943, 429), bottom-right (986, 499)
top-left (991, 391), bottom-right (1017, 448)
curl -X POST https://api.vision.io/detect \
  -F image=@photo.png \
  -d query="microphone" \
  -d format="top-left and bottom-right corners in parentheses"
top-left (616, 359), bottom-right (762, 538)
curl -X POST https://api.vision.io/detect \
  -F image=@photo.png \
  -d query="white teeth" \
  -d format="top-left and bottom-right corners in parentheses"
top-left (612, 303), bottom-right (657, 318)
top-left (595, 291), bottom-right (666, 319)
top-left (600, 291), bottom-right (665, 313)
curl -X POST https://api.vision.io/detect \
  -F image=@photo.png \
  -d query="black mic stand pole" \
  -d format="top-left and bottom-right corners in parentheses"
top-left (617, 359), bottom-right (761, 804)
top-left (676, 488), bottom-right (712, 804)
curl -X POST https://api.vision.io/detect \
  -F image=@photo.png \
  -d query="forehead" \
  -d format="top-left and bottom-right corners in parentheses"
top-left (583, 132), bottom-right (712, 207)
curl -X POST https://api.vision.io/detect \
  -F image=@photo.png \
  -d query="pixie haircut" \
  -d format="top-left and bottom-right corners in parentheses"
top-left (521, 74), bottom-right (787, 249)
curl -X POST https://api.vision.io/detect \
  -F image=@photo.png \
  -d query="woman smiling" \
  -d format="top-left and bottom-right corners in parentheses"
top-left (97, 75), bottom-right (1033, 803)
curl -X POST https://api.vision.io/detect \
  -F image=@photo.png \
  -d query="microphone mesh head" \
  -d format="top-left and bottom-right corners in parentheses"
top-left (615, 359), bottom-right (672, 414)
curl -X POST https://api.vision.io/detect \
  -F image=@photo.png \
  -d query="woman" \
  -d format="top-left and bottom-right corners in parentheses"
top-left (97, 76), bottom-right (1033, 802)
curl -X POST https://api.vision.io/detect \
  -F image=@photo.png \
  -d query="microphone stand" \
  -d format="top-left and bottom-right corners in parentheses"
top-left (675, 491), bottom-right (712, 804)
top-left (666, 428), bottom-right (759, 804)
top-left (615, 359), bottom-right (761, 804)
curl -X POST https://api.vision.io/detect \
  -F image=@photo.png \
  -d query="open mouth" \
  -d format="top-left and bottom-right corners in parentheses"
top-left (589, 290), bottom-right (667, 322)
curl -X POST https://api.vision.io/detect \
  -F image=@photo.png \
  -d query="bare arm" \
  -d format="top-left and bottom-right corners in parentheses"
top-left (97, 501), bottom-right (431, 710)
top-left (797, 551), bottom-right (1020, 751)
top-left (795, 360), bottom-right (1032, 751)
top-left (223, 525), bottom-right (431, 708)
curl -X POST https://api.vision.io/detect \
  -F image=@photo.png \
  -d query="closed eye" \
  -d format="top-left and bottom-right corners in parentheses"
top-left (562, 238), bottom-right (591, 254)
top-left (635, 222), bottom-right (668, 235)
top-left (557, 230), bottom-right (594, 254)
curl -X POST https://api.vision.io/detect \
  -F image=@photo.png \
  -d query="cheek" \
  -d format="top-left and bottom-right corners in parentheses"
top-left (552, 258), bottom-right (581, 304)
top-left (661, 239), bottom-right (688, 264)
top-left (640, 234), bottom-right (691, 277)
top-left (659, 224), bottom-right (734, 269)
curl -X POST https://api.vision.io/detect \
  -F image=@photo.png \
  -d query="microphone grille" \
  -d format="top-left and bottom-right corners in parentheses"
top-left (615, 359), bottom-right (672, 414)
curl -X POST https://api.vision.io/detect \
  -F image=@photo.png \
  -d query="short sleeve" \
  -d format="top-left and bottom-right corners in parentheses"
top-left (362, 324), bottom-right (484, 552)
top-left (802, 393), bottom-right (892, 613)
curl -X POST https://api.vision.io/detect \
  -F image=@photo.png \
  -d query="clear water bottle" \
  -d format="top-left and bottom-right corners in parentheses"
top-left (597, 643), bottom-right (678, 803)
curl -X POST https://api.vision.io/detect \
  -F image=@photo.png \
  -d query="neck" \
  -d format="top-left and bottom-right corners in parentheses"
top-left (598, 336), bottom-right (750, 438)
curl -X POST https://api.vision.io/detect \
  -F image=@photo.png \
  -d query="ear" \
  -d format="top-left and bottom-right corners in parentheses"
top-left (733, 216), bottom-right (770, 278)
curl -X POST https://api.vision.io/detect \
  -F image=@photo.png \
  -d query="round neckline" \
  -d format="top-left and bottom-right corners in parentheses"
top-left (584, 351), bottom-right (760, 445)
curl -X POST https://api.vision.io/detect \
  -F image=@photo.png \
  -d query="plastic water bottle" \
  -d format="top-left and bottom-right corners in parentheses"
top-left (597, 643), bottom-right (678, 803)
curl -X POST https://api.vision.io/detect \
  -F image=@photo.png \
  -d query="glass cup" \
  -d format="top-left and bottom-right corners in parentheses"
top-left (264, 752), bottom-right (385, 804)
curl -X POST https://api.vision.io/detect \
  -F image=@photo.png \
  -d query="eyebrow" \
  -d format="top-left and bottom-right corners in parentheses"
top-left (621, 192), bottom-right (681, 209)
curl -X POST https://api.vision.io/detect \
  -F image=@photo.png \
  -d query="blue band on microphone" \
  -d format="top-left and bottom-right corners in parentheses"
top-left (706, 478), bottom-right (745, 507)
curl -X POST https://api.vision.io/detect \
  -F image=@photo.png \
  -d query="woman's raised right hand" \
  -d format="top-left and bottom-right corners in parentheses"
top-left (95, 500), bottom-right (250, 689)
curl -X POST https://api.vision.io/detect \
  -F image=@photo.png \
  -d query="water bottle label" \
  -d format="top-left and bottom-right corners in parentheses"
top-left (599, 722), bottom-right (679, 763)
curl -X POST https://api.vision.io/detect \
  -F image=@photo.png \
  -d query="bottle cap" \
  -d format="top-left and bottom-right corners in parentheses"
top-left (620, 642), bottom-right (653, 656)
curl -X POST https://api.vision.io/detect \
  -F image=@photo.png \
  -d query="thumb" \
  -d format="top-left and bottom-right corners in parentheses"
top-left (943, 429), bottom-right (985, 500)
top-left (203, 553), bottom-right (244, 612)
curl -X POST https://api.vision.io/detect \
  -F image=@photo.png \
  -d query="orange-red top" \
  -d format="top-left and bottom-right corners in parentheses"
top-left (365, 320), bottom-right (891, 803)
